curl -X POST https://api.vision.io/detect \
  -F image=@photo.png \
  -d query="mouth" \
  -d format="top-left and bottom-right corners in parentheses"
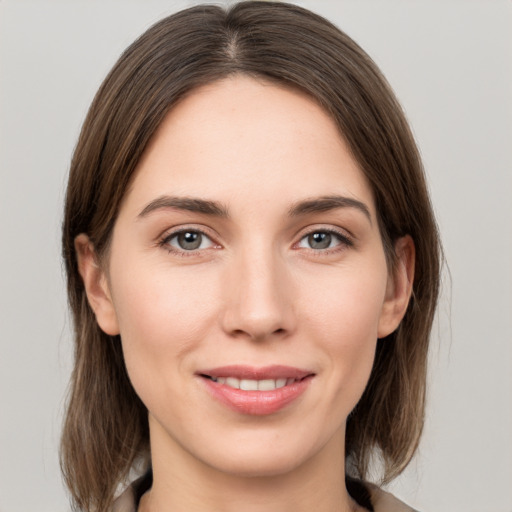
top-left (201, 375), bottom-right (301, 391)
top-left (197, 365), bottom-right (315, 415)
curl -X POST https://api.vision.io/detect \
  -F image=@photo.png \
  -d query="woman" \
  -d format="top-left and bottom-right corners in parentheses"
top-left (61, 2), bottom-right (441, 511)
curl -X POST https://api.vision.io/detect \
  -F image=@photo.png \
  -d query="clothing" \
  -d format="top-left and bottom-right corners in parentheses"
top-left (112, 471), bottom-right (419, 512)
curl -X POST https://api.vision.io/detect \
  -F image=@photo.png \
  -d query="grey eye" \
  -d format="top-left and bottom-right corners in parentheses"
top-left (168, 230), bottom-right (214, 251)
top-left (177, 231), bottom-right (202, 250)
top-left (307, 232), bottom-right (332, 249)
top-left (297, 230), bottom-right (347, 251)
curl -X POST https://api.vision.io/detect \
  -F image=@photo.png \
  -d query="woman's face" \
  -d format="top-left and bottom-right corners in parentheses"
top-left (80, 76), bottom-right (411, 478)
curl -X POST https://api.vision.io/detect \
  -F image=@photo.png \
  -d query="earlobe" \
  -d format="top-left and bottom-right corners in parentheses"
top-left (377, 235), bottom-right (415, 338)
top-left (75, 234), bottom-right (120, 336)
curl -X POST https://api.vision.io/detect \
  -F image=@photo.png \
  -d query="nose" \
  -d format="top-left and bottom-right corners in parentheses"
top-left (220, 245), bottom-right (296, 341)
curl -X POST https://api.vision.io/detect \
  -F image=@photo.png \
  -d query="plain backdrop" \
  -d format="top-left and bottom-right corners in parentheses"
top-left (1, 1), bottom-right (511, 511)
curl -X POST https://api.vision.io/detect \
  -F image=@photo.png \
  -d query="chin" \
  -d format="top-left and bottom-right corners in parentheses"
top-left (192, 426), bottom-right (331, 480)
top-left (206, 449), bottom-right (309, 479)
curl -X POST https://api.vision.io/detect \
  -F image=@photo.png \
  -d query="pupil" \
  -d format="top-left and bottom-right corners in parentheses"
top-left (309, 232), bottom-right (331, 249)
top-left (178, 231), bottom-right (201, 250)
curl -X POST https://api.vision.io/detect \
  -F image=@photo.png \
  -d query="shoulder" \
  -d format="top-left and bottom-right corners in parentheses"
top-left (368, 484), bottom-right (420, 512)
top-left (112, 485), bottom-right (136, 512)
top-left (112, 470), bottom-right (152, 512)
top-left (111, 477), bottom-right (420, 512)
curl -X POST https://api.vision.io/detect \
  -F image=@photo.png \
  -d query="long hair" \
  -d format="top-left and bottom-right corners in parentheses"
top-left (61, 2), bottom-right (441, 510)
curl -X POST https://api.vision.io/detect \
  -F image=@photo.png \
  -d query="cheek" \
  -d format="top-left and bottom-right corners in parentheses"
top-left (301, 262), bottom-right (388, 400)
top-left (113, 255), bottom-right (218, 333)
top-left (108, 259), bottom-right (220, 396)
top-left (303, 262), bottom-right (387, 338)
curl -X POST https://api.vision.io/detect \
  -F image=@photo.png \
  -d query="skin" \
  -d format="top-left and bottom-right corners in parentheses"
top-left (76, 76), bottom-right (414, 512)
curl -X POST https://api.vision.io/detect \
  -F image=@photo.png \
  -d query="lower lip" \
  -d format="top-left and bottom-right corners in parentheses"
top-left (201, 377), bottom-right (313, 415)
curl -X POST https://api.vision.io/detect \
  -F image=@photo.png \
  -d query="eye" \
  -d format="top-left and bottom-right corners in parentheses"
top-left (297, 230), bottom-right (352, 251)
top-left (163, 229), bottom-right (215, 252)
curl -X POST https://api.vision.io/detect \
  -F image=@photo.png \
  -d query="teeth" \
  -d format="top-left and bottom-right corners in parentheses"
top-left (258, 379), bottom-right (277, 391)
top-left (276, 378), bottom-right (287, 388)
top-left (240, 379), bottom-right (258, 391)
top-left (226, 377), bottom-right (240, 388)
top-left (210, 376), bottom-right (297, 390)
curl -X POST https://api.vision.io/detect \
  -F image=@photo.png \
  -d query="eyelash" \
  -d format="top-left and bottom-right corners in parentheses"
top-left (294, 227), bottom-right (354, 255)
top-left (158, 227), bottom-right (219, 257)
top-left (158, 226), bottom-right (354, 257)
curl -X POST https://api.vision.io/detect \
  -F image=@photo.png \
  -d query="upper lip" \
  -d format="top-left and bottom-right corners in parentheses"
top-left (197, 365), bottom-right (314, 380)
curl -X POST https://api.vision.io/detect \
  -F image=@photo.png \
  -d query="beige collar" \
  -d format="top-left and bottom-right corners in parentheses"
top-left (112, 484), bottom-right (137, 512)
top-left (112, 482), bottom-right (418, 512)
top-left (369, 485), bottom-right (419, 512)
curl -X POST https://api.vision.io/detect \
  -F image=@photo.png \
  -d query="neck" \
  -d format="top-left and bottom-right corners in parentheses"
top-left (140, 416), bottom-right (360, 512)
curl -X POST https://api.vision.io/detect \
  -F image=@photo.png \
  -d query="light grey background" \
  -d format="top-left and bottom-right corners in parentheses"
top-left (1, 1), bottom-right (511, 511)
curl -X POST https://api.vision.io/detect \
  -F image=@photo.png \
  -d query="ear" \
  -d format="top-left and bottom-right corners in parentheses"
top-left (378, 235), bottom-right (415, 338)
top-left (75, 233), bottom-right (120, 336)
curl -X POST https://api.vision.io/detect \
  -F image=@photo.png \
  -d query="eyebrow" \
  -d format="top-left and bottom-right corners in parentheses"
top-left (137, 196), bottom-right (229, 219)
top-left (137, 194), bottom-right (371, 223)
top-left (288, 195), bottom-right (372, 223)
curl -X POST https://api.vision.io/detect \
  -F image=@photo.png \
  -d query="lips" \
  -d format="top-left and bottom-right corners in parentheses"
top-left (197, 365), bottom-right (314, 415)
top-left (208, 376), bottom-right (295, 391)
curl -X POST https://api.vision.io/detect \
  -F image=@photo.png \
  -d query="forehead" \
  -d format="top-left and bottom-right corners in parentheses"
top-left (125, 75), bottom-right (375, 218)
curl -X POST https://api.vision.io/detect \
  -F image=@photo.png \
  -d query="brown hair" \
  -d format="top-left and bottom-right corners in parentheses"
top-left (61, 2), bottom-right (441, 510)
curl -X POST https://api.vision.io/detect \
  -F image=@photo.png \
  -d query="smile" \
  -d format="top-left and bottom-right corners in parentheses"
top-left (197, 365), bottom-right (315, 415)
top-left (206, 376), bottom-right (297, 390)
